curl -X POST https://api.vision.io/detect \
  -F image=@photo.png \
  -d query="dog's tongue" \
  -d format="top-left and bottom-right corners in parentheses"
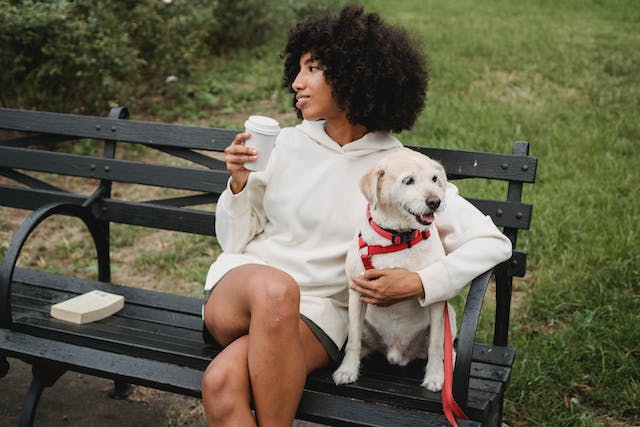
top-left (421, 212), bottom-right (435, 223)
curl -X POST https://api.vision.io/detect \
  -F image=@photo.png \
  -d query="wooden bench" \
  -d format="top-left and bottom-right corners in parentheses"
top-left (0, 107), bottom-right (537, 426)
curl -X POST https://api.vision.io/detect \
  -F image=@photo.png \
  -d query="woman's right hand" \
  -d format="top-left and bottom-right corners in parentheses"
top-left (224, 131), bottom-right (257, 194)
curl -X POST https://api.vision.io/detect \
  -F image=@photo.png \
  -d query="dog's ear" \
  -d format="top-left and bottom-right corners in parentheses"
top-left (360, 166), bottom-right (385, 208)
top-left (436, 161), bottom-right (448, 188)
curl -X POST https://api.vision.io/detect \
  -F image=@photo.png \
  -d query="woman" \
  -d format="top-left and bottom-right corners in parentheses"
top-left (201, 5), bottom-right (512, 426)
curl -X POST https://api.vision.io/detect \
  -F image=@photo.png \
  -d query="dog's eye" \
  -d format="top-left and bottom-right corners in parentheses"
top-left (432, 175), bottom-right (439, 183)
top-left (402, 176), bottom-right (415, 185)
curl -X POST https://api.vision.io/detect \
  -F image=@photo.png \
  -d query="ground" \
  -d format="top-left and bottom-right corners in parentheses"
top-left (0, 357), bottom-right (323, 426)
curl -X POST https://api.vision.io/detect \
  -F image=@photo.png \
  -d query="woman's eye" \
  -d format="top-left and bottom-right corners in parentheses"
top-left (402, 176), bottom-right (415, 185)
top-left (308, 63), bottom-right (324, 73)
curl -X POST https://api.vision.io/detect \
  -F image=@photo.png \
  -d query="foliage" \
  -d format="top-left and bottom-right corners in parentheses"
top-left (0, 0), bottom-right (217, 112)
top-left (208, 0), bottom-right (344, 54)
top-left (0, 0), bottom-right (341, 114)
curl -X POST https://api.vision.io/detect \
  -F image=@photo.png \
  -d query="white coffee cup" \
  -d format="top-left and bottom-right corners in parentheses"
top-left (243, 115), bottom-right (280, 171)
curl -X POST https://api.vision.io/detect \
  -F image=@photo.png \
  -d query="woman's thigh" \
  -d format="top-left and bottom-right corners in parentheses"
top-left (203, 263), bottom-right (299, 346)
top-left (299, 320), bottom-right (331, 373)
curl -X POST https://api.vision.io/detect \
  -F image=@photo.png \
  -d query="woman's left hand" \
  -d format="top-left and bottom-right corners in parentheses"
top-left (350, 269), bottom-right (425, 306)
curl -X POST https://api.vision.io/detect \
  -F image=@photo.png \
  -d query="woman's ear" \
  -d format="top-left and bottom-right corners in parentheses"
top-left (360, 167), bottom-right (385, 209)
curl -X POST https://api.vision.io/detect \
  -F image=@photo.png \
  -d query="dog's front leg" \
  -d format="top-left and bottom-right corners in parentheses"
top-left (333, 286), bottom-right (367, 385)
top-left (423, 301), bottom-right (448, 391)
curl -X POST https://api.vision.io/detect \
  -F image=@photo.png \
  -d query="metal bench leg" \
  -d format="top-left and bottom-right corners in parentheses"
top-left (19, 364), bottom-right (65, 427)
top-left (0, 355), bottom-right (8, 377)
top-left (109, 380), bottom-right (135, 399)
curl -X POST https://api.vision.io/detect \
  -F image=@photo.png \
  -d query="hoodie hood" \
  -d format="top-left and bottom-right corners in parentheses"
top-left (296, 120), bottom-right (402, 157)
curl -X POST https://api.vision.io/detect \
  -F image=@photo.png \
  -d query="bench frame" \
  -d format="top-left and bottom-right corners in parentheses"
top-left (0, 107), bottom-right (536, 426)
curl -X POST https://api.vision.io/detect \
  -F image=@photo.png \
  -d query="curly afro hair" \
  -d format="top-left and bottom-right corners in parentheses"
top-left (282, 4), bottom-right (428, 133)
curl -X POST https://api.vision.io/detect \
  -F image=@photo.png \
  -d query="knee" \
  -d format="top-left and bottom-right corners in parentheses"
top-left (254, 273), bottom-right (300, 330)
top-left (201, 359), bottom-right (245, 419)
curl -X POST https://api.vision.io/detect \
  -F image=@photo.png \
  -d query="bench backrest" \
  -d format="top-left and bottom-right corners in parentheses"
top-left (0, 107), bottom-right (536, 344)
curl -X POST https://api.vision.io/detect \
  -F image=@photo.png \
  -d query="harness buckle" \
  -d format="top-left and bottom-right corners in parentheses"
top-left (391, 231), bottom-right (415, 245)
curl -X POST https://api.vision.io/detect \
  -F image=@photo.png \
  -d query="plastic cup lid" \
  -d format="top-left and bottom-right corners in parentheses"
top-left (245, 115), bottom-right (280, 135)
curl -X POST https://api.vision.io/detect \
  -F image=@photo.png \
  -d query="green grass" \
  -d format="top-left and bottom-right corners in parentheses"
top-left (2, 0), bottom-right (638, 425)
top-left (360, 1), bottom-right (640, 424)
top-left (147, 1), bottom-right (638, 424)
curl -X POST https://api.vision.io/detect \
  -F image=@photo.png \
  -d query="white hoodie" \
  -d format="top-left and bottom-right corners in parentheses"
top-left (205, 120), bottom-right (512, 349)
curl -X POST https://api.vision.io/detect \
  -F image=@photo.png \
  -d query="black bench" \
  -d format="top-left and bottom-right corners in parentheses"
top-left (0, 107), bottom-right (537, 426)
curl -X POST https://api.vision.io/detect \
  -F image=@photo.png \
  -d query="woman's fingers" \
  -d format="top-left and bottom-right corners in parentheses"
top-left (225, 132), bottom-right (257, 167)
top-left (224, 132), bottom-right (256, 194)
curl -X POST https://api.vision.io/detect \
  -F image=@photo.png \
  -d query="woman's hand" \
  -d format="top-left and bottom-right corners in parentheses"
top-left (224, 131), bottom-right (258, 194)
top-left (350, 268), bottom-right (425, 306)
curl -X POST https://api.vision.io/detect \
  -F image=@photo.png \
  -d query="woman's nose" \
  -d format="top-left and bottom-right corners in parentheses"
top-left (292, 72), bottom-right (304, 91)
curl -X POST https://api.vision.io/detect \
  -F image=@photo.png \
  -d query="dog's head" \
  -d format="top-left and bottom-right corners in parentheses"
top-left (360, 150), bottom-right (447, 230)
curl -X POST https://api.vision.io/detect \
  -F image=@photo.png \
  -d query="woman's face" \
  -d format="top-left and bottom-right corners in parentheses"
top-left (291, 52), bottom-right (343, 122)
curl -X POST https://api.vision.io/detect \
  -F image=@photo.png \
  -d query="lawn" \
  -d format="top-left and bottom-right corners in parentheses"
top-left (161, 1), bottom-right (639, 424)
top-left (1, 0), bottom-right (638, 426)
top-left (363, 1), bottom-right (640, 425)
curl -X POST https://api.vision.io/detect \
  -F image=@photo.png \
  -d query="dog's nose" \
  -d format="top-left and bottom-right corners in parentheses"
top-left (426, 197), bottom-right (440, 210)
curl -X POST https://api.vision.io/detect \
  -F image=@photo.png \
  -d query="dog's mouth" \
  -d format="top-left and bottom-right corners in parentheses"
top-left (406, 209), bottom-right (435, 226)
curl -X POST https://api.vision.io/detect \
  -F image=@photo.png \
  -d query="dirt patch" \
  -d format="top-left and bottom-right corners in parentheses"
top-left (600, 417), bottom-right (640, 427)
top-left (0, 357), bottom-right (205, 426)
top-left (0, 358), bottom-right (325, 426)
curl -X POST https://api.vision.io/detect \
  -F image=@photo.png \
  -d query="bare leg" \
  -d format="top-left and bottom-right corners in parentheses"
top-left (201, 265), bottom-right (330, 427)
top-left (202, 335), bottom-right (256, 427)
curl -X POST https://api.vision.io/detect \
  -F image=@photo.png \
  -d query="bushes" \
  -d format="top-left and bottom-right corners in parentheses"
top-left (0, 0), bottom-right (341, 114)
top-left (0, 0), bottom-right (216, 112)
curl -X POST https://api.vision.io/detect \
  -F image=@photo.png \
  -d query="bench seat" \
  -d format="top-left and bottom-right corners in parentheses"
top-left (5, 267), bottom-right (513, 426)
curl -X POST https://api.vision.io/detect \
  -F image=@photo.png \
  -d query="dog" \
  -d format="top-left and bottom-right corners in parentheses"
top-left (332, 149), bottom-right (456, 391)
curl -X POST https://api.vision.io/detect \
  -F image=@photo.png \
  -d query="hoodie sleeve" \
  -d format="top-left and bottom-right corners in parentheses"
top-left (214, 171), bottom-right (268, 253)
top-left (416, 183), bottom-right (513, 306)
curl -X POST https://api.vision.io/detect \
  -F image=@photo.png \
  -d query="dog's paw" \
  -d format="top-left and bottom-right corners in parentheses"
top-left (421, 371), bottom-right (444, 392)
top-left (332, 354), bottom-right (361, 385)
top-left (332, 366), bottom-right (360, 385)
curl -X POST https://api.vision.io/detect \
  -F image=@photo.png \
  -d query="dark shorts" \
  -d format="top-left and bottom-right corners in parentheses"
top-left (202, 289), bottom-right (342, 365)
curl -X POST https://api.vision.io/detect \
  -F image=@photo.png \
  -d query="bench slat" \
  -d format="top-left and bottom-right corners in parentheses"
top-left (307, 372), bottom-right (496, 421)
top-left (0, 108), bottom-right (237, 151)
top-left (12, 268), bottom-right (201, 312)
top-left (467, 197), bottom-right (532, 229)
top-left (12, 291), bottom-right (203, 336)
top-left (297, 389), bottom-right (482, 427)
top-left (100, 198), bottom-right (216, 235)
top-left (14, 316), bottom-right (215, 370)
top-left (0, 329), bottom-right (205, 397)
top-left (0, 186), bottom-right (217, 235)
top-left (0, 146), bottom-right (229, 193)
top-left (413, 145), bottom-right (537, 183)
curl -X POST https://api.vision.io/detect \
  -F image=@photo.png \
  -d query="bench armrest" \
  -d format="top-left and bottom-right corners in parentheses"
top-left (451, 268), bottom-right (493, 410)
top-left (0, 203), bottom-right (109, 328)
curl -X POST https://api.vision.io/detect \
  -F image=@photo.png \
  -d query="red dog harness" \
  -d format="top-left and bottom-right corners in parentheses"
top-left (359, 205), bottom-right (430, 271)
top-left (358, 205), bottom-right (469, 427)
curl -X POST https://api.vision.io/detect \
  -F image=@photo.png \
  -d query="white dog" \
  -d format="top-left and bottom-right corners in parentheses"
top-left (333, 149), bottom-right (457, 391)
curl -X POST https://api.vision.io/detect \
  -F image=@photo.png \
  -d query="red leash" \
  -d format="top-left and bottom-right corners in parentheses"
top-left (442, 304), bottom-right (468, 426)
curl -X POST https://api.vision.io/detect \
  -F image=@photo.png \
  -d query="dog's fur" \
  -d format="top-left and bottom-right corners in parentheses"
top-left (333, 149), bottom-right (456, 391)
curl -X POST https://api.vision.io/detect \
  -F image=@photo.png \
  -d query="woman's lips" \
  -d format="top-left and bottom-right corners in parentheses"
top-left (296, 96), bottom-right (309, 109)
